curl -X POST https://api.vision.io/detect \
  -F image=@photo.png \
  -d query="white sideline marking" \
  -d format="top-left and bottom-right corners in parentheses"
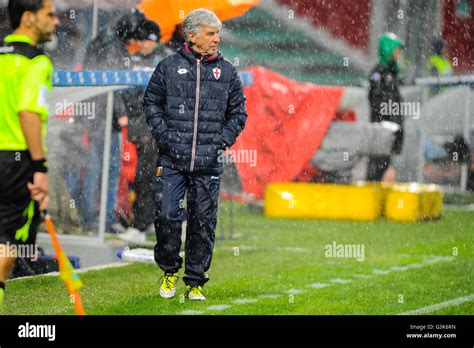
top-left (389, 256), bottom-right (454, 272)
top-left (219, 245), bottom-right (310, 253)
top-left (219, 245), bottom-right (257, 252)
top-left (76, 262), bottom-right (130, 273)
top-left (390, 263), bottom-right (424, 271)
top-left (306, 282), bottom-right (330, 289)
top-left (189, 255), bottom-right (458, 315)
top-left (285, 289), bottom-right (306, 294)
top-left (275, 246), bottom-right (309, 253)
top-left (259, 294), bottom-right (282, 299)
top-left (8, 262), bottom-right (129, 281)
top-left (444, 204), bottom-right (474, 211)
top-left (424, 256), bottom-right (455, 263)
top-left (206, 304), bottom-right (232, 311)
top-left (353, 274), bottom-right (372, 279)
top-left (13, 252), bottom-right (459, 315)
top-left (178, 310), bottom-right (204, 315)
top-left (233, 299), bottom-right (258, 304)
top-left (398, 294), bottom-right (474, 315)
top-left (330, 278), bottom-right (352, 284)
top-left (176, 255), bottom-right (457, 315)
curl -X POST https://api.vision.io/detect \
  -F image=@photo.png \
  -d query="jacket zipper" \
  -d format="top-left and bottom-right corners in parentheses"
top-left (190, 58), bottom-right (202, 172)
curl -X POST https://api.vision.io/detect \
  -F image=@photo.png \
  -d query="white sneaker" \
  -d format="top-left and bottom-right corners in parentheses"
top-left (111, 223), bottom-right (126, 234)
top-left (118, 227), bottom-right (147, 244)
top-left (144, 224), bottom-right (155, 236)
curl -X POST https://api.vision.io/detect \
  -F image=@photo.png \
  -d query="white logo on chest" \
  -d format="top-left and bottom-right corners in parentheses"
top-left (213, 67), bottom-right (221, 80)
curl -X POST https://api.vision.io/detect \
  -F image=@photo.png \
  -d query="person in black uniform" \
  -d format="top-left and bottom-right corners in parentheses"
top-left (81, 9), bottom-right (160, 232)
top-left (367, 32), bottom-right (404, 181)
top-left (118, 21), bottom-right (174, 242)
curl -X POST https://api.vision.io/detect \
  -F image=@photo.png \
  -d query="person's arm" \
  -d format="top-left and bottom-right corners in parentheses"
top-left (19, 111), bottom-right (45, 160)
top-left (19, 111), bottom-right (49, 211)
top-left (143, 61), bottom-right (169, 146)
top-left (114, 90), bottom-right (128, 127)
top-left (368, 71), bottom-right (384, 123)
top-left (222, 66), bottom-right (247, 148)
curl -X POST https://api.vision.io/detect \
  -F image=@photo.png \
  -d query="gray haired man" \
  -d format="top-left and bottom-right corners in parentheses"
top-left (143, 9), bottom-right (247, 300)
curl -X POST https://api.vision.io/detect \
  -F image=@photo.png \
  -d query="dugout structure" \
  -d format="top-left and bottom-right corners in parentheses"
top-left (43, 70), bottom-right (253, 245)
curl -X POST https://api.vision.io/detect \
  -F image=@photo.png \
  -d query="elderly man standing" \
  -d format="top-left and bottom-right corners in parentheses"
top-left (143, 9), bottom-right (247, 300)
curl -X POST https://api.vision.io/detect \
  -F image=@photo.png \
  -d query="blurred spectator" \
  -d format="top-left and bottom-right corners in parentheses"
top-left (80, 8), bottom-right (155, 232)
top-left (427, 39), bottom-right (453, 77)
top-left (367, 32), bottom-right (405, 182)
top-left (424, 135), bottom-right (471, 187)
top-left (166, 23), bottom-right (184, 52)
top-left (311, 109), bottom-right (356, 184)
top-left (468, 151), bottom-right (474, 191)
top-left (118, 20), bottom-right (174, 243)
top-left (45, 10), bottom-right (82, 69)
top-left (426, 38), bottom-right (453, 95)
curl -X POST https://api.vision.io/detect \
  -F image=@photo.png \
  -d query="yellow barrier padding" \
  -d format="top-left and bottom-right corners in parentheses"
top-left (384, 183), bottom-right (443, 222)
top-left (264, 182), bottom-right (443, 222)
top-left (264, 182), bottom-right (383, 221)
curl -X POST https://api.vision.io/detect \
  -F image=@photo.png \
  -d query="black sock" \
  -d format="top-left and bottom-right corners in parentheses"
top-left (0, 282), bottom-right (5, 290)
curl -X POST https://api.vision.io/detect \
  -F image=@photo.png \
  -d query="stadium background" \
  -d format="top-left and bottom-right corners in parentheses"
top-left (0, 0), bottom-right (473, 315)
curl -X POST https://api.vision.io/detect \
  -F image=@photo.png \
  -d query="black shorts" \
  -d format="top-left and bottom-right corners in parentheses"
top-left (0, 151), bottom-right (40, 246)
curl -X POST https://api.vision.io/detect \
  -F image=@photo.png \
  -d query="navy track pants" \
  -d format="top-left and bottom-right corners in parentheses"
top-left (154, 166), bottom-right (220, 286)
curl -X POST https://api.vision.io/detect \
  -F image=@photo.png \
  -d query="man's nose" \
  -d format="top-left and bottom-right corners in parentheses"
top-left (214, 34), bottom-right (220, 43)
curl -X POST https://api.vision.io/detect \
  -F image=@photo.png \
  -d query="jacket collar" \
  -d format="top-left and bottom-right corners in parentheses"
top-left (178, 43), bottom-right (221, 65)
top-left (4, 33), bottom-right (35, 45)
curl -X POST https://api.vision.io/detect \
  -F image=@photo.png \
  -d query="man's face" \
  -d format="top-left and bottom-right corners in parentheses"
top-left (25, 0), bottom-right (60, 44)
top-left (138, 40), bottom-right (158, 56)
top-left (190, 26), bottom-right (220, 56)
top-left (391, 47), bottom-right (402, 61)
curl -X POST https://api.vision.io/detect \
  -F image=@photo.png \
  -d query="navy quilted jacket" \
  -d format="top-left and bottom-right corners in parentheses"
top-left (143, 44), bottom-right (247, 174)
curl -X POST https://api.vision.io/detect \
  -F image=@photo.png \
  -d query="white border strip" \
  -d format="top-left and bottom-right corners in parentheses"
top-left (398, 294), bottom-right (474, 315)
top-left (8, 262), bottom-right (129, 282)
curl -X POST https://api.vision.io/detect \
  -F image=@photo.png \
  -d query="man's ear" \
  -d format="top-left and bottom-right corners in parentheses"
top-left (22, 11), bottom-right (34, 28)
top-left (188, 32), bottom-right (196, 44)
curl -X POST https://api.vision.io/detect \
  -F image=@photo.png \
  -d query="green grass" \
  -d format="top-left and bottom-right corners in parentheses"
top-left (5, 205), bottom-right (474, 315)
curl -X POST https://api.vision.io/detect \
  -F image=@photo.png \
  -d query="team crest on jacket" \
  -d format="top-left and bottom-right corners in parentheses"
top-left (213, 67), bottom-right (221, 80)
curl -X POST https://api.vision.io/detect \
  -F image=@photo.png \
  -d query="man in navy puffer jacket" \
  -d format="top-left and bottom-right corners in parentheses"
top-left (143, 8), bottom-right (247, 301)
